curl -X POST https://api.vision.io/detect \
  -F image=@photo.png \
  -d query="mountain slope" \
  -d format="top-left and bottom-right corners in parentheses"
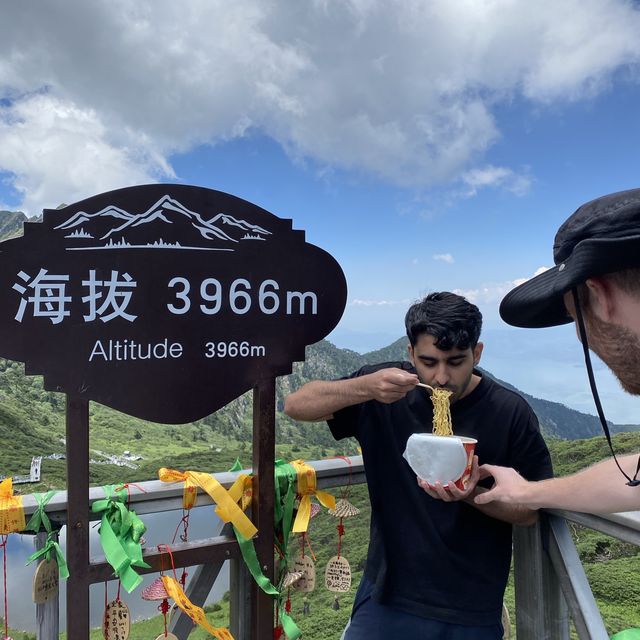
top-left (0, 210), bottom-right (27, 241)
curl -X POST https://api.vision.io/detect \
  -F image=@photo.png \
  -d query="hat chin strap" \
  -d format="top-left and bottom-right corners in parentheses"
top-left (571, 288), bottom-right (640, 487)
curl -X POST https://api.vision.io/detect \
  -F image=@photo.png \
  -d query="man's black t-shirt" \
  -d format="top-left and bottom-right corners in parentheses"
top-left (328, 362), bottom-right (553, 626)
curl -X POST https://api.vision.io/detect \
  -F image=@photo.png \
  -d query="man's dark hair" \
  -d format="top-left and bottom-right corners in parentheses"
top-left (405, 292), bottom-right (482, 349)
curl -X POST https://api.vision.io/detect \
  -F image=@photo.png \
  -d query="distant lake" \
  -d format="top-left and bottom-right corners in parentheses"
top-left (6, 507), bottom-right (228, 633)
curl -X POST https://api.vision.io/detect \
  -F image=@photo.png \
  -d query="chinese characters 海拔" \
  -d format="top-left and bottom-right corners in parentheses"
top-left (13, 269), bottom-right (138, 324)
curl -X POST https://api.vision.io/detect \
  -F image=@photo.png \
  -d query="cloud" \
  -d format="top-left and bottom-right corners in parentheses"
top-left (462, 165), bottom-right (532, 197)
top-left (512, 266), bottom-right (550, 287)
top-left (454, 284), bottom-right (516, 306)
top-left (456, 266), bottom-right (551, 304)
top-left (533, 266), bottom-right (550, 277)
top-left (433, 253), bottom-right (454, 264)
top-left (2, 0), bottom-right (640, 213)
top-left (0, 93), bottom-right (172, 215)
top-left (350, 298), bottom-right (412, 307)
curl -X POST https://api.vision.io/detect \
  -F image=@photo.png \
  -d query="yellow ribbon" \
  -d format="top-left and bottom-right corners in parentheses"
top-left (158, 468), bottom-right (257, 540)
top-left (0, 478), bottom-right (25, 534)
top-left (162, 575), bottom-right (234, 640)
top-left (226, 474), bottom-right (253, 512)
top-left (289, 460), bottom-right (335, 533)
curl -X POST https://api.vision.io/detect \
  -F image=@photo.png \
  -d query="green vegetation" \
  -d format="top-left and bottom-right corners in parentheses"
top-left (0, 210), bottom-right (27, 242)
top-left (1, 308), bottom-right (640, 636)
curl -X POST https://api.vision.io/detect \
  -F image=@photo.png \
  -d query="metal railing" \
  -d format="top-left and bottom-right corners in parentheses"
top-left (20, 456), bottom-right (637, 639)
top-left (22, 456), bottom-right (364, 639)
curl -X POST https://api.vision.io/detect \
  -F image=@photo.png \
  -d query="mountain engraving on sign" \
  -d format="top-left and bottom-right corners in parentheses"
top-left (54, 194), bottom-right (271, 251)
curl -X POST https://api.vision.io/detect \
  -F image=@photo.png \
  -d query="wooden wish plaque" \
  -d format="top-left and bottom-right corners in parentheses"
top-left (292, 553), bottom-right (316, 593)
top-left (103, 599), bottom-right (130, 640)
top-left (32, 558), bottom-right (59, 604)
top-left (324, 555), bottom-right (352, 593)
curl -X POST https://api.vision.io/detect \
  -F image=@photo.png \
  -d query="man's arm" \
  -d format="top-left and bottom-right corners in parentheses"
top-left (475, 453), bottom-right (640, 513)
top-left (283, 368), bottom-right (419, 422)
top-left (466, 486), bottom-right (538, 525)
top-left (417, 458), bottom-right (538, 525)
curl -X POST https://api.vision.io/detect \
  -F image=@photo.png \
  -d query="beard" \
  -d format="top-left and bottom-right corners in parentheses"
top-left (584, 311), bottom-right (640, 395)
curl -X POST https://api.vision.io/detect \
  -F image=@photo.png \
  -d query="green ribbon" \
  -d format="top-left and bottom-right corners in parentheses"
top-left (233, 527), bottom-right (279, 595)
top-left (25, 490), bottom-right (57, 534)
top-left (24, 491), bottom-right (69, 579)
top-left (224, 460), bottom-right (302, 640)
top-left (232, 527), bottom-right (301, 640)
top-left (273, 460), bottom-right (303, 640)
top-left (27, 530), bottom-right (69, 579)
top-left (611, 631), bottom-right (640, 639)
top-left (279, 611), bottom-right (301, 640)
top-left (274, 460), bottom-right (297, 561)
top-left (91, 485), bottom-right (149, 593)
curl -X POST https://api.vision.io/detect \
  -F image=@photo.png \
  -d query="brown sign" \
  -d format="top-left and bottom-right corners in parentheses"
top-left (0, 184), bottom-right (347, 423)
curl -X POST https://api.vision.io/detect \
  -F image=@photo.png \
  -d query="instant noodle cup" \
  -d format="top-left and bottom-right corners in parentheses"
top-left (403, 433), bottom-right (477, 491)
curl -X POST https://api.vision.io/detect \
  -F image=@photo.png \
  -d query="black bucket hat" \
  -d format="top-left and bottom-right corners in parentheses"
top-left (500, 188), bottom-right (640, 328)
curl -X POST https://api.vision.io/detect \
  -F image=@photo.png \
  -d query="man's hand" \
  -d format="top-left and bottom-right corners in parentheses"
top-left (367, 368), bottom-right (419, 404)
top-left (417, 456), bottom-right (480, 502)
top-left (473, 464), bottom-right (529, 506)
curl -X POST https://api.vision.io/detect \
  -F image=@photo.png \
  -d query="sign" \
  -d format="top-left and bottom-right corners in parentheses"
top-left (0, 184), bottom-right (347, 423)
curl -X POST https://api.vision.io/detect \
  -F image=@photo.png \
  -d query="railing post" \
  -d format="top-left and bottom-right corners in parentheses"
top-left (251, 379), bottom-right (276, 640)
top-left (546, 515), bottom-right (609, 639)
top-left (513, 517), bottom-right (569, 640)
top-left (34, 531), bottom-right (60, 640)
top-left (65, 396), bottom-right (90, 640)
top-left (230, 555), bottom-right (253, 638)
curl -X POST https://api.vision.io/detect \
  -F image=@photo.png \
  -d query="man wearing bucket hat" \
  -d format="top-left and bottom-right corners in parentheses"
top-left (476, 188), bottom-right (640, 513)
top-left (284, 292), bottom-right (552, 639)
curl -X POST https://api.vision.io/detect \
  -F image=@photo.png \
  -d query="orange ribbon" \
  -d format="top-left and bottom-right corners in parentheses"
top-left (0, 478), bottom-right (25, 534)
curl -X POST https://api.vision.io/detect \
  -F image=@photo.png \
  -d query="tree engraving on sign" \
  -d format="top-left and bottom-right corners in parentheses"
top-left (0, 184), bottom-right (347, 424)
top-left (324, 555), bottom-right (352, 593)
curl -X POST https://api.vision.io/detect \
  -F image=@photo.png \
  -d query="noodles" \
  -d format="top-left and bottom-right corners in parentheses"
top-left (428, 387), bottom-right (453, 436)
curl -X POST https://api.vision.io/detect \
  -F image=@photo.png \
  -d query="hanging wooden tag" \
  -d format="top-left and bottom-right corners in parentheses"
top-left (292, 553), bottom-right (316, 593)
top-left (154, 634), bottom-right (178, 640)
top-left (103, 599), bottom-right (131, 640)
top-left (32, 558), bottom-right (59, 604)
top-left (325, 555), bottom-right (351, 593)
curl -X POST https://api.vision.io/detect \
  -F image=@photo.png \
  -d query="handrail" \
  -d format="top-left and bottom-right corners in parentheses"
top-left (20, 455), bottom-right (366, 525)
top-left (19, 456), bottom-right (639, 639)
top-left (548, 508), bottom-right (640, 545)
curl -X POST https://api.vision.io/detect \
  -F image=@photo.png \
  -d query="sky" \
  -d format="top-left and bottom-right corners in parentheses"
top-left (1, 0), bottom-right (640, 423)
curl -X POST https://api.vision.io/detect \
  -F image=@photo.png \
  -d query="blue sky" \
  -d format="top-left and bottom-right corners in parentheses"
top-left (1, 0), bottom-right (640, 423)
